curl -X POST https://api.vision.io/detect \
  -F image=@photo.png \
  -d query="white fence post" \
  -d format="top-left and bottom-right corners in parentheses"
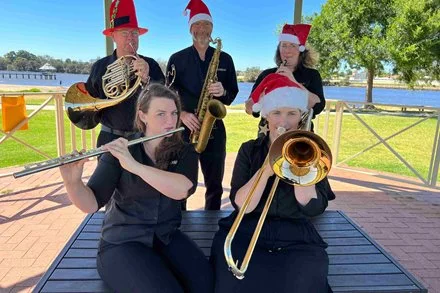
top-left (54, 93), bottom-right (66, 156)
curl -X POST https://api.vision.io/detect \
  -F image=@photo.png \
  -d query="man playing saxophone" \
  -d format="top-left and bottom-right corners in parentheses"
top-left (167, 0), bottom-right (239, 210)
top-left (86, 0), bottom-right (165, 147)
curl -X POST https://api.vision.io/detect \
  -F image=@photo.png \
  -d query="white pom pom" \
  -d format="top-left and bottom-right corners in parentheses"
top-left (252, 103), bottom-right (262, 113)
top-left (299, 45), bottom-right (305, 52)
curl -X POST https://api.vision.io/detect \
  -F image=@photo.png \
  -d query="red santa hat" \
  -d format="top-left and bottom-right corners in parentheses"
top-left (278, 24), bottom-right (311, 52)
top-left (184, 0), bottom-right (213, 27)
top-left (251, 73), bottom-right (308, 117)
top-left (102, 0), bottom-right (148, 36)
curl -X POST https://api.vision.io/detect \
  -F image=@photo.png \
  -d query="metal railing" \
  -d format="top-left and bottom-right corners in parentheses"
top-left (315, 100), bottom-right (440, 187)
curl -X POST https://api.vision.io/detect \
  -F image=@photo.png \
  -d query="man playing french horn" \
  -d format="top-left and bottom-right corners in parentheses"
top-left (86, 0), bottom-right (165, 147)
top-left (167, 0), bottom-right (239, 211)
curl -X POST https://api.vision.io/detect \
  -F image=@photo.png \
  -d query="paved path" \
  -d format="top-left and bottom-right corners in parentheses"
top-left (0, 154), bottom-right (439, 293)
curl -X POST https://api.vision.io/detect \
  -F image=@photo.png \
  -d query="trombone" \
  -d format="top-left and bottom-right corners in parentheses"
top-left (224, 109), bottom-right (332, 279)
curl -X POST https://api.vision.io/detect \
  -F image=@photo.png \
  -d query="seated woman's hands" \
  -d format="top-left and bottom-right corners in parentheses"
top-left (102, 138), bottom-right (137, 173)
top-left (59, 151), bottom-right (88, 184)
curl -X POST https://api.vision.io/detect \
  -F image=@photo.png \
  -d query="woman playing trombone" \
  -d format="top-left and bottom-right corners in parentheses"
top-left (59, 84), bottom-right (213, 293)
top-left (210, 74), bottom-right (335, 293)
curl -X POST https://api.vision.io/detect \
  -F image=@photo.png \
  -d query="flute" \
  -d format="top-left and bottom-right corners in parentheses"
top-left (13, 127), bottom-right (184, 179)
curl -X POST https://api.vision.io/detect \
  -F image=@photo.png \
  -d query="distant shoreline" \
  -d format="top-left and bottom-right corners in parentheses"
top-left (323, 81), bottom-right (440, 91)
top-left (0, 84), bottom-right (66, 92)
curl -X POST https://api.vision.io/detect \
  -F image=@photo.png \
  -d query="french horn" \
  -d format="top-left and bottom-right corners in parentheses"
top-left (65, 55), bottom-right (142, 130)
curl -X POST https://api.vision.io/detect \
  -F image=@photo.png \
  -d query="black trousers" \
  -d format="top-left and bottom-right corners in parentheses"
top-left (181, 127), bottom-right (226, 211)
top-left (210, 218), bottom-right (332, 293)
top-left (200, 149), bottom-right (226, 210)
top-left (97, 231), bottom-right (214, 293)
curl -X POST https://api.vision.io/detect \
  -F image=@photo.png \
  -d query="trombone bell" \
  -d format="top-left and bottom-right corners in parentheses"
top-left (269, 130), bottom-right (332, 186)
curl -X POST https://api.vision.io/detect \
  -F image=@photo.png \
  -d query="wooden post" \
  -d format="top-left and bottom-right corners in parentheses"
top-left (54, 94), bottom-right (66, 156)
top-left (104, 0), bottom-right (114, 56)
top-left (70, 123), bottom-right (76, 153)
top-left (294, 0), bottom-right (303, 24)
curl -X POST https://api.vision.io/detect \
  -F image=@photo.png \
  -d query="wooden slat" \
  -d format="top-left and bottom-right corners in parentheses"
top-left (332, 285), bottom-right (423, 293)
top-left (77, 232), bottom-right (100, 240)
top-left (65, 249), bottom-right (96, 258)
top-left (325, 237), bottom-right (370, 246)
top-left (326, 245), bottom-right (380, 255)
top-left (329, 274), bottom-right (414, 287)
top-left (329, 263), bottom-right (401, 275)
top-left (318, 230), bottom-right (363, 238)
top-left (329, 254), bottom-right (390, 264)
top-left (41, 280), bottom-right (109, 292)
top-left (72, 240), bottom-right (99, 249)
top-left (58, 258), bottom-right (97, 269)
top-left (51, 269), bottom-right (100, 280)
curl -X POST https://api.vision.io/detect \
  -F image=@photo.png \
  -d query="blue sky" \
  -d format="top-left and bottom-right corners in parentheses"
top-left (0, 0), bottom-right (326, 71)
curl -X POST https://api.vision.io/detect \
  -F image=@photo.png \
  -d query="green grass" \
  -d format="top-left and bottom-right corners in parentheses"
top-left (226, 104), bottom-right (245, 110)
top-left (1, 109), bottom-right (438, 182)
top-left (315, 113), bottom-right (437, 180)
top-left (0, 110), bottom-right (96, 167)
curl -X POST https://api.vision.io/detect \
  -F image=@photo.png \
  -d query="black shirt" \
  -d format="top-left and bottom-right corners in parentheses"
top-left (229, 135), bottom-right (335, 219)
top-left (253, 66), bottom-right (326, 118)
top-left (87, 141), bottom-right (198, 247)
top-left (85, 50), bottom-right (165, 131)
top-left (166, 46), bottom-right (239, 151)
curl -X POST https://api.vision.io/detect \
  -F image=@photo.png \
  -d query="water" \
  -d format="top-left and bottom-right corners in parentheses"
top-left (0, 71), bottom-right (89, 87)
top-left (235, 82), bottom-right (440, 107)
top-left (1, 71), bottom-right (439, 107)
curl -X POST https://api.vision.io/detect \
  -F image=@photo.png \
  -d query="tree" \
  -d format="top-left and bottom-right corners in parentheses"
top-left (387, 0), bottom-right (440, 85)
top-left (13, 57), bottom-right (28, 71)
top-left (156, 58), bottom-right (168, 76)
top-left (243, 67), bottom-right (261, 82)
top-left (0, 57), bottom-right (6, 70)
top-left (4, 51), bottom-right (17, 64)
top-left (309, 0), bottom-right (394, 104)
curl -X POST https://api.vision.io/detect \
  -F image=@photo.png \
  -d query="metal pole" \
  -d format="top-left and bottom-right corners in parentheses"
top-left (104, 0), bottom-right (114, 56)
top-left (332, 101), bottom-right (343, 166)
top-left (294, 0), bottom-right (303, 24)
top-left (429, 110), bottom-right (440, 186)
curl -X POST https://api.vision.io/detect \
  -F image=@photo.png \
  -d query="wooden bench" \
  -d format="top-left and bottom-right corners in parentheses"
top-left (34, 210), bottom-right (427, 293)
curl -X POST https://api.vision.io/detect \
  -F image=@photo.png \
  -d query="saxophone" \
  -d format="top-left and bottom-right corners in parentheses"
top-left (190, 38), bottom-right (227, 153)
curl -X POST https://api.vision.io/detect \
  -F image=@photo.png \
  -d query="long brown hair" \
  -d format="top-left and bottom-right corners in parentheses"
top-left (274, 43), bottom-right (319, 70)
top-left (135, 84), bottom-right (184, 170)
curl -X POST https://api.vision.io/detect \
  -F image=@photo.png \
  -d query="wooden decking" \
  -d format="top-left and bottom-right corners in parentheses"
top-left (34, 210), bottom-right (427, 293)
